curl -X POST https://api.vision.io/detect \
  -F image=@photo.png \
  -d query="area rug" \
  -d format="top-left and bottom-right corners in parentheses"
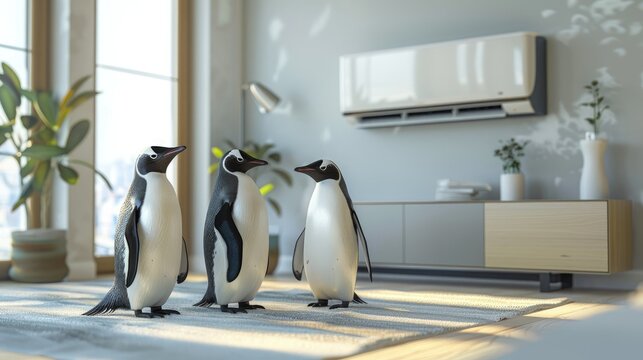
top-left (0, 278), bottom-right (569, 359)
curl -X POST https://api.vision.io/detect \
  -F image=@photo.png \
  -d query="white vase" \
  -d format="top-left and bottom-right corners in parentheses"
top-left (500, 173), bottom-right (524, 201)
top-left (580, 138), bottom-right (609, 200)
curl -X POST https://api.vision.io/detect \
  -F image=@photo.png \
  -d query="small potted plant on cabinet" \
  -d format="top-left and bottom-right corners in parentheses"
top-left (494, 138), bottom-right (528, 201)
top-left (579, 80), bottom-right (610, 200)
top-left (209, 140), bottom-right (292, 274)
top-left (0, 63), bottom-right (111, 282)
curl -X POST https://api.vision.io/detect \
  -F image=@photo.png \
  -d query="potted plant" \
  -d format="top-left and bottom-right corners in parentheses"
top-left (0, 63), bottom-right (111, 282)
top-left (494, 138), bottom-right (528, 201)
top-left (209, 140), bottom-right (292, 274)
top-left (579, 80), bottom-right (610, 200)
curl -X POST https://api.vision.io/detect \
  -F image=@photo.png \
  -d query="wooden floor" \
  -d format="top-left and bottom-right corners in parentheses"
top-left (0, 274), bottom-right (633, 360)
top-left (345, 274), bottom-right (632, 360)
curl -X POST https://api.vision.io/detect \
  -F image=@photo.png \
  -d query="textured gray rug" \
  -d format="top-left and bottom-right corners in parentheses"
top-left (0, 278), bottom-right (569, 359)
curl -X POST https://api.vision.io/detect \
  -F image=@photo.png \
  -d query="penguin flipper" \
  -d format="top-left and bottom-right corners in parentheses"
top-left (124, 207), bottom-right (141, 288)
top-left (292, 229), bottom-right (305, 281)
top-left (214, 202), bottom-right (243, 283)
top-left (351, 210), bottom-right (373, 282)
top-left (177, 237), bottom-right (189, 284)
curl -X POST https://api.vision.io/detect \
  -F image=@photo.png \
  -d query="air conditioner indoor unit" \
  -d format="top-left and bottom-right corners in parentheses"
top-left (339, 32), bottom-right (546, 129)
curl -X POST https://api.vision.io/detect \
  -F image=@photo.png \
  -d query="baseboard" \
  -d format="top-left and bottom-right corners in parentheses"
top-left (574, 270), bottom-right (643, 291)
top-left (66, 259), bottom-right (97, 281)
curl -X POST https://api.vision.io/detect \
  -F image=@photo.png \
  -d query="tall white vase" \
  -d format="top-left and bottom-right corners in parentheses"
top-left (580, 138), bottom-right (609, 200)
top-left (500, 173), bottom-right (524, 201)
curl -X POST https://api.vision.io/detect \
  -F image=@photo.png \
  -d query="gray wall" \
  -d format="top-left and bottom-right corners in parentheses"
top-left (242, 0), bottom-right (643, 287)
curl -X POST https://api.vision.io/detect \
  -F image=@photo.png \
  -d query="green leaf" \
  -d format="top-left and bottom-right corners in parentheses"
top-left (0, 74), bottom-right (21, 107)
top-left (267, 197), bottom-right (282, 217)
top-left (61, 75), bottom-right (91, 109)
top-left (0, 85), bottom-right (16, 120)
top-left (259, 183), bottom-right (275, 196)
top-left (208, 162), bottom-right (219, 174)
top-left (67, 90), bottom-right (98, 110)
top-left (33, 127), bottom-right (56, 144)
top-left (272, 167), bottom-right (293, 186)
top-left (212, 146), bottom-right (224, 158)
top-left (20, 159), bottom-right (36, 178)
top-left (267, 152), bottom-right (281, 162)
top-left (34, 92), bottom-right (57, 128)
top-left (57, 162), bottom-right (79, 185)
top-left (11, 179), bottom-right (34, 212)
top-left (20, 115), bottom-right (38, 129)
top-left (22, 145), bottom-right (67, 160)
top-left (32, 161), bottom-right (51, 191)
top-left (69, 159), bottom-right (113, 191)
top-left (20, 89), bottom-right (37, 101)
top-left (64, 120), bottom-right (90, 152)
top-left (591, 80), bottom-right (598, 86)
top-left (0, 124), bottom-right (12, 135)
top-left (1, 63), bottom-right (22, 91)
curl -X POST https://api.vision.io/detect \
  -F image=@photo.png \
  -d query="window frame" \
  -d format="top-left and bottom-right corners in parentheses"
top-left (1, 0), bottom-right (192, 278)
top-left (0, 0), bottom-right (48, 279)
top-left (94, 0), bottom-right (192, 274)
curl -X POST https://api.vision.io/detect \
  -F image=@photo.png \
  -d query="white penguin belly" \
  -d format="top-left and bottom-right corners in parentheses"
top-left (213, 173), bottom-right (269, 305)
top-left (303, 181), bottom-right (358, 302)
top-left (126, 174), bottom-right (183, 310)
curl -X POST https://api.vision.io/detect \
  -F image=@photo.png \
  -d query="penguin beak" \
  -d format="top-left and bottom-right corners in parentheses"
top-left (160, 145), bottom-right (186, 160)
top-left (294, 166), bottom-right (315, 173)
top-left (151, 145), bottom-right (187, 172)
top-left (242, 152), bottom-right (268, 171)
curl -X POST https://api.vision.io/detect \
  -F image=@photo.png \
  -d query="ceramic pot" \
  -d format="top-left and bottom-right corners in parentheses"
top-left (10, 229), bottom-right (69, 283)
top-left (500, 173), bottom-right (524, 201)
top-left (266, 231), bottom-right (280, 275)
top-left (580, 138), bottom-right (609, 200)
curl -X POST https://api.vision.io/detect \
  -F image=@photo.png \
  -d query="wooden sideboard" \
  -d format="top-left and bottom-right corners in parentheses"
top-left (354, 200), bottom-right (632, 291)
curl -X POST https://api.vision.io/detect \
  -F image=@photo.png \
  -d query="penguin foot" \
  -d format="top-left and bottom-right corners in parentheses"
top-left (307, 300), bottom-right (329, 307)
top-left (329, 301), bottom-right (350, 310)
top-left (134, 310), bottom-right (164, 318)
top-left (239, 301), bottom-right (265, 310)
top-left (151, 306), bottom-right (181, 315)
top-left (220, 305), bottom-right (247, 314)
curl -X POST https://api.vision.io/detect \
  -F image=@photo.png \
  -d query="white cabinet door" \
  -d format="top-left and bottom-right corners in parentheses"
top-left (405, 203), bottom-right (484, 267)
top-left (353, 204), bottom-right (404, 264)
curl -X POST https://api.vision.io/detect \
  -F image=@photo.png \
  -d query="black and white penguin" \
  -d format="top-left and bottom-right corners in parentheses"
top-left (84, 146), bottom-right (189, 318)
top-left (292, 159), bottom-right (373, 309)
top-left (194, 149), bottom-right (269, 313)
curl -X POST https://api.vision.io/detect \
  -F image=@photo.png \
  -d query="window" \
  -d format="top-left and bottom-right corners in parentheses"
top-left (94, 0), bottom-right (179, 256)
top-left (0, 0), bottom-right (30, 260)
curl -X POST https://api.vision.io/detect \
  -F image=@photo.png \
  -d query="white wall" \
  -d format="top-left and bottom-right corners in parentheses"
top-left (240, 0), bottom-right (643, 287)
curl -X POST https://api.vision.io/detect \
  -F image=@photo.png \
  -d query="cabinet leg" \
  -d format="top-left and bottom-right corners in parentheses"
top-left (561, 273), bottom-right (573, 289)
top-left (539, 273), bottom-right (554, 292)
top-left (539, 273), bottom-right (573, 292)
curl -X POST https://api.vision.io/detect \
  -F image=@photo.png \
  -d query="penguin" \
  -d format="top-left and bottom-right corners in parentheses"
top-left (194, 149), bottom-right (269, 313)
top-left (84, 146), bottom-right (189, 318)
top-left (292, 159), bottom-right (373, 309)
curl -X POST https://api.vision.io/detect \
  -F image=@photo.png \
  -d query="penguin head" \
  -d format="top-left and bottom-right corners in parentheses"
top-left (222, 149), bottom-right (268, 174)
top-left (136, 146), bottom-right (187, 175)
top-left (294, 160), bottom-right (341, 182)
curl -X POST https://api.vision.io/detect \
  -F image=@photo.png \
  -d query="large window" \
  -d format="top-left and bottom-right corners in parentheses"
top-left (0, 0), bottom-right (30, 260)
top-left (94, 0), bottom-right (178, 256)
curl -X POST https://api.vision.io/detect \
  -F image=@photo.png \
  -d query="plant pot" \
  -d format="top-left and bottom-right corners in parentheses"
top-left (500, 173), bottom-right (524, 201)
top-left (580, 138), bottom-right (609, 200)
top-left (266, 228), bottom-right (280, 275)
top-left (10, 229), bottom-right (69, 283)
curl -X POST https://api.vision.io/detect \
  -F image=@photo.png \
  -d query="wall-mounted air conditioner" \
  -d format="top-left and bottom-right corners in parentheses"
top-left (339, 32), bottom-right (546, 129)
